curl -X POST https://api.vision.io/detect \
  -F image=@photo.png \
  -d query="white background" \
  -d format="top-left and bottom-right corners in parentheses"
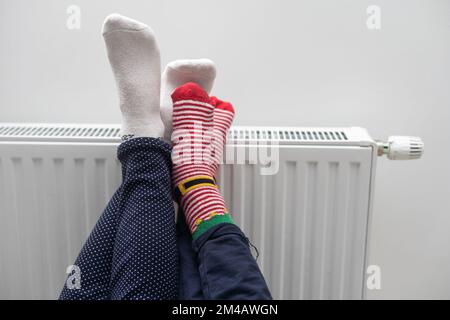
top-left (1, 0), bottom-right (449, 299)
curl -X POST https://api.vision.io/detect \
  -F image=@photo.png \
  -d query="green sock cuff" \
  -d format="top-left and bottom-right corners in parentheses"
top-left (192, 213), bottom-right (234, 240)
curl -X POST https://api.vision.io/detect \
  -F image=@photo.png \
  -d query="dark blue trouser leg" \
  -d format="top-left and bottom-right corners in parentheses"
top-left (177, 210), bottom-right (203, 300)
top-left (194, 224), bottom-right (272, 300)
top-left (188, 222), bottom-right (272, 300)
top-left (59, 138), bottom-right (178, 300)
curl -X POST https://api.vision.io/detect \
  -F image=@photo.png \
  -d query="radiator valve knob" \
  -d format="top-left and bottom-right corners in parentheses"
top-left (377, 136), bottom-right (424, 160)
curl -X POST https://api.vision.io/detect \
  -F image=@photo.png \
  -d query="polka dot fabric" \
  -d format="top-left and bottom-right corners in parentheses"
top-left (59, 137), bottom-right (178, 300)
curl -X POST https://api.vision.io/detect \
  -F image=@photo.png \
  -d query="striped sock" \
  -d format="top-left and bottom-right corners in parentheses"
top-left (210, 96), bottom-right (235, 168)
top-left (171, 82), bottom-right (235, 239)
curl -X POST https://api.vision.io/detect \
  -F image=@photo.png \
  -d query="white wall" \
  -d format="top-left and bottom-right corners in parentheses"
top-left (1, 0), bottom-right (449, 299)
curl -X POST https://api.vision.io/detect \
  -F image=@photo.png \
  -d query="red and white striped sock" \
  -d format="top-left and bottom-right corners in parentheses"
top-left (171, 82), bottom-right (234, 238)
top-left (210, 96), bottom-right (235, 169)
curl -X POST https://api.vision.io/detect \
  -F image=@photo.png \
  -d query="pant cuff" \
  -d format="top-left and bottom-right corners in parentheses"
top-left (192, 213), bottom-right (234, 240)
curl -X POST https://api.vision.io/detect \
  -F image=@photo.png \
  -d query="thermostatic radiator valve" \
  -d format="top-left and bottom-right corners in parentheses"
top-left (376, 136), bottom-right (424, 160)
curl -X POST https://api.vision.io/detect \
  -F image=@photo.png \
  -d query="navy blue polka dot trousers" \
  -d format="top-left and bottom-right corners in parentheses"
top-left (59, 137), bottom-right (271, 300)
top-left (59, 138), bottom-right (178, 300)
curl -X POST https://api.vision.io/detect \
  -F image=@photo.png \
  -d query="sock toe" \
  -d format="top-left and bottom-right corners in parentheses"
top-left (171, 82), bottom-right (211, 104)
top-left (209, 96), bottom-right (220, 106)
top-left (211, 96), bottom-right (235, 114)
top-left (164, 59), bottom-right (216, 94)
top-left (161, 59), bottom-right (217, 141)
top-left (166, 59), bottom-right (216, 78)
top-left (102, 13), bottom-right (150, 35)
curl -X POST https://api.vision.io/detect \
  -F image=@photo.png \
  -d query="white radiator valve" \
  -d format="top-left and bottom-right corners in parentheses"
top-left (377, 136), bottom-right (424, 160)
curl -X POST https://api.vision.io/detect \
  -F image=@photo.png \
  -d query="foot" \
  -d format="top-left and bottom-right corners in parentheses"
top-left (171, 82), bottom-right (234, 235)
top-left (161, 59), bottom-right (216, 142)
top-left (103, 13), bottom-right (164, 140)
top-left (210, 97), bottom-right (235, 169)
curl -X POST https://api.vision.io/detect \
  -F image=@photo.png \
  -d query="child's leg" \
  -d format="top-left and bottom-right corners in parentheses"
top-left (193, 223), bottom-right (271, 300)
top-left (161, 59), bottom-right (218, 300)
top-left (175, 213), bottom-right (271, 300)
top-left (177, 210), bottom-right (204, 300)
top-left (194, 97), bottom-right (271, 299)
top-left (171, 83), bottom-right (272, 300)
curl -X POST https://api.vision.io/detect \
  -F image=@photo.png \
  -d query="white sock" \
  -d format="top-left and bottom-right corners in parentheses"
top-left (160, 59), bottom-right (216, 141)
top-left (102, 13), bottom-right (164, 140)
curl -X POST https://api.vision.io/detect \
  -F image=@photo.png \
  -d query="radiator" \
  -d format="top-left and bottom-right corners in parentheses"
top-left (0, 123), bottom-right (422, 300)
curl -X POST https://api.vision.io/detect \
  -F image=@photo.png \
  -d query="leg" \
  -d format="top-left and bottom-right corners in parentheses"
top-left (194, 223), bottom-right (272, 300)
top-left (171, 83), bottom-right (272, 299)
top-left (59, 189), bottom-right (122, 300)
top-left (175, 210), bottom-right (271, 300)
top-left (61, 14), bottom-right (178, 300)
top-left (109, 138), bottom-right (178, 300)
top-left (103, 13), bottom-right (178, 299)
top-left (177, 209), bottom-right (204, 300)
top-left (195, 97), bottom-right (271, 299)
top-left (160, 60), bottom-right (217, 299)
top-left (59, 138), bottom-right (178, 300)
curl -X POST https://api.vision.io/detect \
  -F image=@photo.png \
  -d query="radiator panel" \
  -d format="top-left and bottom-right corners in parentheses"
top-left (0, 143), bottom-right (121, 299)
top-left (0, 126), bottom-right (375, 300)
top-left (219, 146), bottom-right (372, 299)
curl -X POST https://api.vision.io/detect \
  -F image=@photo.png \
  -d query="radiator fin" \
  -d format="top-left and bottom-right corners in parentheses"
top-left (0, 124), bottom-right (373, 146)
top-left (229, 129), bottom-right (348, 142)
top-left (0, 125), bottom-right (121, 138)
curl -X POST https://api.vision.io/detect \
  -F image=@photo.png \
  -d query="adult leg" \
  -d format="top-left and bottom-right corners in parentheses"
top-left (103, 13), bottom-right (178, 299)
top-left (59, 138), bottom-right (178, 300)
top-left (109, 138), bottom-right (178, 300)
top-left (61, 14), bottom-right (178, 300)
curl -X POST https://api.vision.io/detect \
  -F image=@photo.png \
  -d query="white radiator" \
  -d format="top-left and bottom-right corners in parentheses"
top-left (0, 123), bottom-right (423, 300)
